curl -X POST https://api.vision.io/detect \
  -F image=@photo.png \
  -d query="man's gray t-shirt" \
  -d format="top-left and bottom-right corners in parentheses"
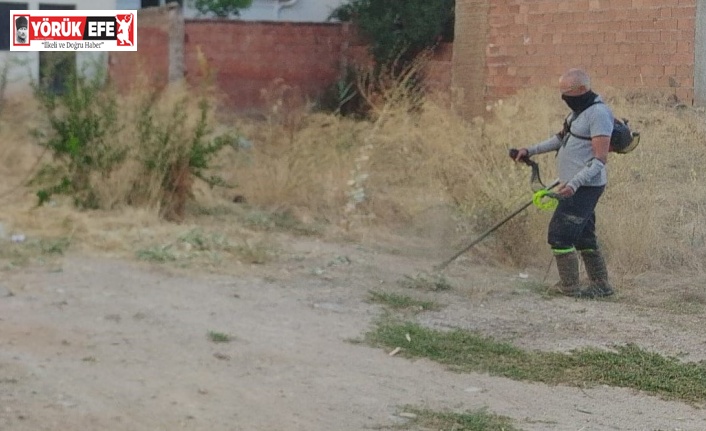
top-left (559, 99), bottom-right (613, 186)
top-left (528, 97), bottom-right (614, 187)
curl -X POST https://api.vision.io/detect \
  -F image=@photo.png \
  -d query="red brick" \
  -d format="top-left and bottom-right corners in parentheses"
top-left (677, 18), bottom-right (695, 30)
top-left (678, 29), bottom-right (695, 40)
top-left (672, 6), bottom-right (696, 18)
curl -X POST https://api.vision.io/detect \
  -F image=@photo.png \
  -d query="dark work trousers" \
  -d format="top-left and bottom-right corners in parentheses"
top-left (548, 185), bottom-right (605, 251)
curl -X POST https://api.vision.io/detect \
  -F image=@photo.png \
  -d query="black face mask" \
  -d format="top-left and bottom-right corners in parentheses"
top-left (561, 90), bottom-right (597, 113)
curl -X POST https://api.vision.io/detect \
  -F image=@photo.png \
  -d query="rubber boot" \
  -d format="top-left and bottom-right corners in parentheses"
top-left (553, 250), bottom-right (582, 296)
top-left (578, 249), bottom-right (614, 298)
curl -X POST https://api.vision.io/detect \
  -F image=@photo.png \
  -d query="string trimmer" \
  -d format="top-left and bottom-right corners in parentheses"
top-left (433, 150), bottom-right (559, 272)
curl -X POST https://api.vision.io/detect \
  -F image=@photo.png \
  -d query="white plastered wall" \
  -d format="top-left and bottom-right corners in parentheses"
top-left (696, 0), bottom-right (705, 106)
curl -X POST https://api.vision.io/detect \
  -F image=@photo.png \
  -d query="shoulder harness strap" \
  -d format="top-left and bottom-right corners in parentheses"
top-left (564, 100), bottom-right (604, 142)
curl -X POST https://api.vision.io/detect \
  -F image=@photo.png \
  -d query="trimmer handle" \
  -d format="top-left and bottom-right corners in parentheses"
top-left (509, 148), bottom-right (533, 166)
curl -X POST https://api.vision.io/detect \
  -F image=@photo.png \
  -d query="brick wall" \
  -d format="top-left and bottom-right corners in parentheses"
top-left (110, 3), bottom-right (699, 116)
top-left (483, 0), bottom-right (696, 105)
top-left (182, 22), bottom-right (451, 111)
top-left (426, 43), bottom-right (453, 93)
top-left (108, 7), bottom-right (452, 112)
top-left (183, 20), bottom-right (351, 110)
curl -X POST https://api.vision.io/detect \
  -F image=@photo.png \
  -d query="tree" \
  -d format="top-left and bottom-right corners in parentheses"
top-left (189, 0), bottom-right (254, 18)
top-left (330, 0), bottom-right (454, 67)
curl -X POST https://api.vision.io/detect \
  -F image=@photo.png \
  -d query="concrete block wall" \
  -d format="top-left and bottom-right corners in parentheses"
top-left (483, 0), bottom-right (697, 105)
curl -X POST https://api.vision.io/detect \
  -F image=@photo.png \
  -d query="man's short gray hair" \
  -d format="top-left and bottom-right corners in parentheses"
top-left (562, 68), bottom-right (591, 90)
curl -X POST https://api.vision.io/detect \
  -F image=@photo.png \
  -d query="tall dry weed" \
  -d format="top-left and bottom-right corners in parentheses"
top-left (598, 91), bottom-right (706, 274)
top-left (2, 53), bottom-right (704, 279)
top-left (226, 112), bottom-right (363, 223)
top-left (228, 70), bottom-right (706, 276)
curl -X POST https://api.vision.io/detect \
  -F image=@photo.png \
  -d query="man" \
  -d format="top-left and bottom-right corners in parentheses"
top-left (15, 16), bottom-right (28, 44)
top-left (513, 68), bottom-right (614, 299)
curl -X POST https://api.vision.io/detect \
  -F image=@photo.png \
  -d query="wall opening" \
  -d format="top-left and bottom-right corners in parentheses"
top-left (0, 2), bottom-right (29, 51)
top-left (38, 3), bottom-right (75, 95)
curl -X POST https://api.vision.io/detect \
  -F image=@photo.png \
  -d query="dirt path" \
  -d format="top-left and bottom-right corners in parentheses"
top-left (1, 236), bottom-right (705, 430)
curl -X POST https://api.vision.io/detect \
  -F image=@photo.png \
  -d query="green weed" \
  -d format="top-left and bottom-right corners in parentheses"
top-left (207, 331), bottom-right (231, 343)
top-left (394, 406), bottom-right (522, 431)
top-left (366, 320), bottom-right (706, 403)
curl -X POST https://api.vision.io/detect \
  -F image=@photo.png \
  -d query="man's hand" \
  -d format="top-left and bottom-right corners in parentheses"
top-left (555, 183), bottom-right (575, 198)
top-left (512, 148), bottom-right (529, 162)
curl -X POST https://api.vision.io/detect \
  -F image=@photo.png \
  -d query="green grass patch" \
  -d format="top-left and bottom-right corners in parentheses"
top-left (207, 331), bottom-right (231, 343)
top-left (395, 406), bottom-right (522, 431)
top-left (366, 320), bottom-right (706, 403)
top-left (368, 290), bottom-right (441, 312)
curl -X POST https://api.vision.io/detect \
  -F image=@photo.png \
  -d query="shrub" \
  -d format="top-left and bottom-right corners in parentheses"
top-left (32, 67), bottom-right (126, 209)
top-left (330, 0), bottom-right (454, 68)
top-left (132, 89), bottom-right (230, 221)
top-left (32, 65), bottom-right (231, 222)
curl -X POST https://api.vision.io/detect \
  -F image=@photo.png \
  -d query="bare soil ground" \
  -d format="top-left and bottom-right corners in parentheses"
top-left (1, 230), bottom-right (706, 431)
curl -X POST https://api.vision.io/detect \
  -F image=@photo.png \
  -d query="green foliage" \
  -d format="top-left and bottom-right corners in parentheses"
top-left (134, 94), bottom-right (230, 221)
top-left (330, 0), bottom-right (454, 66)
top-left (189, 0), bottom-right (253, 17)
top-left (33, 64), bottom-right (231, 221)
top-left (33, 67), bottom-right (126, 209)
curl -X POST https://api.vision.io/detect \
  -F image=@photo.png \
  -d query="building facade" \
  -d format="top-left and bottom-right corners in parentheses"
top-left (116, 0), bottom-right (346, 22)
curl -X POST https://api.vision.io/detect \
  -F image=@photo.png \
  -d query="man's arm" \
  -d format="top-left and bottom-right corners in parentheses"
top-left (512, 134), bottom-right (562, 162)
top-left (591, 135), bottom-right (610, 164)
top-left (522, 135), bottom-right (562, 157)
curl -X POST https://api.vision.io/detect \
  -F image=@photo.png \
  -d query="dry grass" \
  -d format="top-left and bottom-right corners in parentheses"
top-left (0, 61), bottom-right (704, 281)
top-left (224, 81), bottom-right (706, 278)
top-left (599, 90), bottom-right (706, 274)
